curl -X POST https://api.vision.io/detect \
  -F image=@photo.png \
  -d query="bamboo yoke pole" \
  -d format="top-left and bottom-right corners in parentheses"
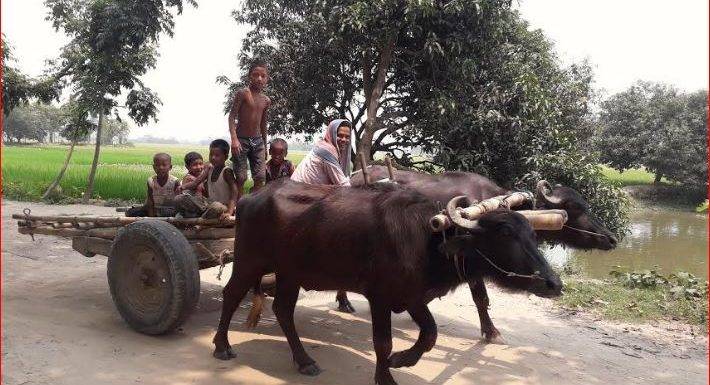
top-left (385, 155), bottom-right (395, 182)
top-left (358, 154), bottom-right (371, 186)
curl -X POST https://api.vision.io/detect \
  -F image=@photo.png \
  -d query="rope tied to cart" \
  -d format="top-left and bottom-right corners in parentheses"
top-left (216, 249), bottom-right (231, 280)
top-left (23, 208), bottom-right (35, 241)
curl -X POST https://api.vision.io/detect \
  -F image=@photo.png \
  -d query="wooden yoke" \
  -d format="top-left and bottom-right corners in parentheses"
top-left (385, 155), bottom-right (395, 182)
top-left (358, 154), bottom-right (370, 186)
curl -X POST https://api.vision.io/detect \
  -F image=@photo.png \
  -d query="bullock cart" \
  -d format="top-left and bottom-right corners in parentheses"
top-left (13, 210), bottom-right (247, 335)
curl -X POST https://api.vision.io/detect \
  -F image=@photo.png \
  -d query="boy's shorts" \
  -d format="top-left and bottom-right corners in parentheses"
top-left (174, 194), bottom-right (227, 219)
top-left (231, 136), bottom-right (266, 183)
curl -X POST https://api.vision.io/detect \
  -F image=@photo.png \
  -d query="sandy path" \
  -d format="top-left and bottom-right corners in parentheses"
top-left (2, 200), bottom-right (707, 385)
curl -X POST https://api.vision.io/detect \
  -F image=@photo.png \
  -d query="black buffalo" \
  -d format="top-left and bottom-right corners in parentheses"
top-left (213, 180), bottom-right (562, 385)
top-left (349, 166), bottom-right (617, 340)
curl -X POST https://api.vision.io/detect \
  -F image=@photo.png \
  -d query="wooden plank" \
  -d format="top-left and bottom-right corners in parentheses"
top-left (72, 236), bottom-right (113, 257)
top-left (12, 214), bottom-right (236, 227)
top-left (18, 225), bottom-right (234, 240)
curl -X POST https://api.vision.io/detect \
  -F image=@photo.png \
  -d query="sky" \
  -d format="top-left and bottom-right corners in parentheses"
top-left (2, 0), bottom-right (708, 142)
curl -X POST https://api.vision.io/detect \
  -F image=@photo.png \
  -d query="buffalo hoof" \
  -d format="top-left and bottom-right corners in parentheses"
top-left (298, 362), bottom-right (322, 376)
top-left (375, 370), bottom-right (397, 385)
top-left (388, 349), bottom-right (421, 368)
top-left (213, 346), bottom-right (237, 360)
top-left (337, 300), bottom-right (356, 313)
top-left (482, 327), bottom-right (503, 344)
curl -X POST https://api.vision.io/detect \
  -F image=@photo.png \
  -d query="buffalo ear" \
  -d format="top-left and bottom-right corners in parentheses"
top-left (439, 235), bottom-right (473, 256)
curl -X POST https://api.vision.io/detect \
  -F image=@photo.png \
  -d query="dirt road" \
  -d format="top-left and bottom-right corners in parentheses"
top-left (2, 200), bottom-right (707, 385)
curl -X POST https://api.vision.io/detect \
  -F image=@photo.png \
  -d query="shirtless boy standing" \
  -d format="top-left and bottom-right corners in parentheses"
top-left (228, 60), bottom-right (271, 200)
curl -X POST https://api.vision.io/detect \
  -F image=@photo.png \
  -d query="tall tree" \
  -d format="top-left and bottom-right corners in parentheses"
top-left (101, 118), bottom-right (130, 145)
top-left (225, 0), bottom-right (629, 236)
top-left (1, 35), bottom-right (61, 117)
top-left (45, 0), bottom-right (196, 202)
top-left (3, 103), bottom-right (67, 143)
top-left (596, 81), bottom-right (708, 191)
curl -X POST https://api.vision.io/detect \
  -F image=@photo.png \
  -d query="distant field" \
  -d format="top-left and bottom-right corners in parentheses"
top-left (600, 165), bottom-right (668, 187)
top-left (2, 144), bottom-right (664, 203)
top-left (2, 144), bottom-right (306, 202)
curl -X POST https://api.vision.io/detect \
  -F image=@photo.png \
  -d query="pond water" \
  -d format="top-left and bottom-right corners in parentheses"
top-left (546, 207), bottom-right (708, 279)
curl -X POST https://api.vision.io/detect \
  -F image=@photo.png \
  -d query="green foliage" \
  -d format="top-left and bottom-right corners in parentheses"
top-left (4, 104), bottom-right (61, 143)
top-left (609, 267), bottom-right (708, 299)
top-left (101, 118), bottom-right (130, 144)
top-left (696, 200), bottom-right (708, 213)
top-left (560, 266), bottom-right (708, 327)
top-left (596, 81), bottom-right (708, 192)
top-left (45, 0), bottom-right (197, 127)
top-left (228, 0), bottom-right (629, 236)
top-left (609, 266), bottom-right (668, 288)
top-left (1, 36), bottom-right (62, 115)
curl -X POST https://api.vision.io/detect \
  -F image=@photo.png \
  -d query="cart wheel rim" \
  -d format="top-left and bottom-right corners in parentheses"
top-left (120, 246), bottom-right (172, 322)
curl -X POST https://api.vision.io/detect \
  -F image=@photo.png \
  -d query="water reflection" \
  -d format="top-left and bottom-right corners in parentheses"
top-left (546, 208), bottom-right (708, 278)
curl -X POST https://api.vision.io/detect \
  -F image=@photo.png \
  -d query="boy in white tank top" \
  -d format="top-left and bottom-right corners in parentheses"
top-left (176, 139), bottom-right (237, 220)
top-left (126, 153), bottom-right (179, 217)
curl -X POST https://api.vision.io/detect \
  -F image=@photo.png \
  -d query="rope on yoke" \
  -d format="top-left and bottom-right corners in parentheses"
top-left (563, 224), bottom-right (605, 238)
top-left (473, 248), bottom-right (545, 281)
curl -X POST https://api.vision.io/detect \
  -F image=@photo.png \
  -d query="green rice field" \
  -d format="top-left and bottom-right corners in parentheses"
top-left (2, 143), bottom-right (659, 203)
top-left (1, 144), bottom-right (306, 203)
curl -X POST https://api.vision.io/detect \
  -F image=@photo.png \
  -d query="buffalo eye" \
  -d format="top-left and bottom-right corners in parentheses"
top-left (497, 224), bottom-right (514, 237)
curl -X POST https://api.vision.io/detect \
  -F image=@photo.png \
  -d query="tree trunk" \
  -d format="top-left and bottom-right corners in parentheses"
top-left (654, 172), bottom-right (663, 184)
top-left (42, 130), bottom-right (79, 200)
top-left (356, 35), bottom-right (397, 165)
top-left (83, 110), bottom-right (104, 203)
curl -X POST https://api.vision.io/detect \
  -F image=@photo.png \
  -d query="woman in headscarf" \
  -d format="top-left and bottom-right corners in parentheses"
top-left (291, 119), bottom-right (352, 186)
top-left (291, 119), bottom-right (356, 312)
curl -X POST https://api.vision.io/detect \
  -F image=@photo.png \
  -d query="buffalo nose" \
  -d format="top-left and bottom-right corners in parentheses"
top-left (608, 235), bottom-right (618, 248)
top-left (545, 278), bottom-right (562, 292)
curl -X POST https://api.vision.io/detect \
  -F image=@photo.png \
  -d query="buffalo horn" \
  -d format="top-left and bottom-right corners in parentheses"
top-left (536, 180), bottom-right (562, 205)
top-left (516, 209), bottom-right (568, 230)
top-left (446, 195), bottom-right (479, 229)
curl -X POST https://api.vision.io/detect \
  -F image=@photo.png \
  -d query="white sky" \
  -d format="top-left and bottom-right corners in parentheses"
top-left (2, 0), bottom-right (708, 142)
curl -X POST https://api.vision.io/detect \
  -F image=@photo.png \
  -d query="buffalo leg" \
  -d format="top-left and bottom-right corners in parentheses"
top-left (336, 290), bottom-right (356, 313)
top-left (370, 300), bottom-right (395, 385)
top-left (389, 303), bottom-right (437, 368)
top-left (212, 265), bottom-right (261, 360)
top-left (272, 279), bottom-right (321, 376)
top-left (468, 278), bottom-right (501, 341)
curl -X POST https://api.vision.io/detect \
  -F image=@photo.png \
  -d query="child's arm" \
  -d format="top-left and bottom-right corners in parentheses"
top-left (223, 168), bottom-right (239, 218)
top-left (288, 161), bottom-right (295, 176)
top-left (228, 89), bottom-right (246, 156)
top-left (180, 164), bottom-right (212, 192)
top-left (260, 98), bottom-right (271, 160)
top-left (146, 182), bottom-right (156, 217)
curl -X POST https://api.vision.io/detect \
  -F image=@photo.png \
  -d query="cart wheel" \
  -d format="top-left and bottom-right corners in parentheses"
top-left (107, 220), bottom-right (200, 335)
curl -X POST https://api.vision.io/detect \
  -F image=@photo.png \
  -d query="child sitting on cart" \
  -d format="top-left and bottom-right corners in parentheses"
top-left (126, 153), bottom-right (179, 217)
top-left (265, 138), bottom-right (295, 183)
top-left (180, 151), bottom-right (207, 197)
top-left (175, 139), bottom-right (237, 220)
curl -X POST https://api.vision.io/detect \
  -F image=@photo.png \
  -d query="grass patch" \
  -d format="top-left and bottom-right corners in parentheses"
top-left (600, 165), bottom-right (667, 187)
top-left (558, 264), bottom-right (708, 328)
top-left (600, 165), bottom-right (704, 208)
top-left (1, 144), bottom-right (305, 202)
